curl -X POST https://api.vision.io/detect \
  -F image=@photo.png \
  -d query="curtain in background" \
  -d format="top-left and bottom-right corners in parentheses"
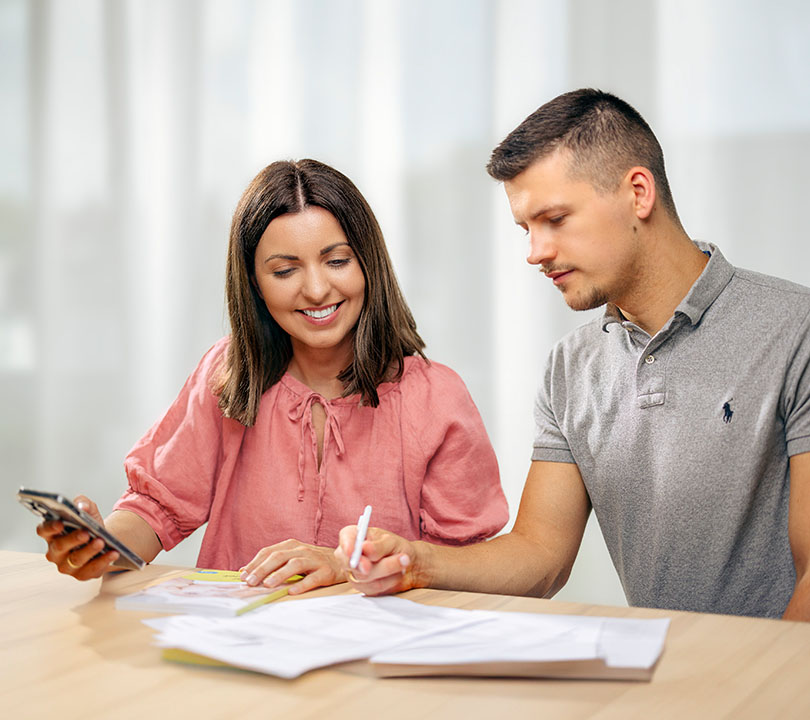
top-left (2, 0), bottom-right (809, 606)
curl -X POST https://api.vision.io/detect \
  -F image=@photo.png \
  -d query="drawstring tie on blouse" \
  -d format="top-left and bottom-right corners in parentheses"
top-left (288, 393), bottom-right (345, 506)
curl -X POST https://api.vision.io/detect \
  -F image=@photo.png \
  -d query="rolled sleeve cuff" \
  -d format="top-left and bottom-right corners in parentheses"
top-left (787, 434), bottom-right (810, 457)
top-left (112, 489), bottom-right (183, 552)
top-left (531, 446), bottom-right (576, 463)
top-left (419, 500), bottom-right (509, 546)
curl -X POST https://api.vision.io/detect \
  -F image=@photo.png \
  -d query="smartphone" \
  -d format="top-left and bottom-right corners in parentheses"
top-left (17, 487), bottom-right (145, 571)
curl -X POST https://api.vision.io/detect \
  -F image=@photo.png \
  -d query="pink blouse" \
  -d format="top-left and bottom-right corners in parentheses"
top-left (114, 338), bottom-right (508, 570)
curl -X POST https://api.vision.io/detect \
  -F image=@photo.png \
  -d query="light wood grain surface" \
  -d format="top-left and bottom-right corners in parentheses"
top-left (2, 550), bottom-right (809, 719)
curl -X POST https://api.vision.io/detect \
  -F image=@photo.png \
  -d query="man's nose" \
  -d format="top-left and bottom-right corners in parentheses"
top-left (526, 230), bottom-right (556, 267)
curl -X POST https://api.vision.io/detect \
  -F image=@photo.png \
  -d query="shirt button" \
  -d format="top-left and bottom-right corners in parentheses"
top-left (645, 354), bottom-right (655, 364)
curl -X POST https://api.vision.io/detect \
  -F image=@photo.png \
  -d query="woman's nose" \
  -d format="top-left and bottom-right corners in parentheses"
top-left (301, 267), bottom-right (330, 303)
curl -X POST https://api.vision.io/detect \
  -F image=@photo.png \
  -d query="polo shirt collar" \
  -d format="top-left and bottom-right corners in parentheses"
top-left (601, 241), bottom-right (736, 332)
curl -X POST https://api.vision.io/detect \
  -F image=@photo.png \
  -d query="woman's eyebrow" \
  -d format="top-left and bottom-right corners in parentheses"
top-left (263, 242), bottom-right (350, 264)
top-left (320, 242), bottom-right (350, 256)
top-left (263, 252), bottom-right (298, 264)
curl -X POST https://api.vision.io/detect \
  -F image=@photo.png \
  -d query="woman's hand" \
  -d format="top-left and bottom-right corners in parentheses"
top-left (334, 525), bottom-right (420, 596)
top-left (240, 539), bottom-right (348, 596)
top-left (36, 495), bottom-right (121, 580)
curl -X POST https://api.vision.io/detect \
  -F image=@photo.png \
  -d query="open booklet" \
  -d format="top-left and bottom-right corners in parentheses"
top-left (143, 594), bottom-right (670, 681)
top-left (115, 569), bottom-right (302, 617)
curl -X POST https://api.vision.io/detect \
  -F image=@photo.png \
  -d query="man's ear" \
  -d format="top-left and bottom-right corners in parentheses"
top-left (626, 166), bottom-right (656, 220)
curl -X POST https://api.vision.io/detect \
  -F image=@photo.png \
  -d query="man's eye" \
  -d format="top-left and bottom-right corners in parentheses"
top-left (548, 215), bottom-right (566, 225)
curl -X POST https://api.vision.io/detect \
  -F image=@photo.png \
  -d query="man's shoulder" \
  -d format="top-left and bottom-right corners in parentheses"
top-left (732, 267), bottom-right (810, 299)
top-left (726, 267), bottom-right (810, 324)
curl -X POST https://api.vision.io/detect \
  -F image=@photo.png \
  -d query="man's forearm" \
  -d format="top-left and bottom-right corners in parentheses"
top-left (412, 530), bottom-right (570, 598)
top-left (783, 573), bottom-right (810, 622)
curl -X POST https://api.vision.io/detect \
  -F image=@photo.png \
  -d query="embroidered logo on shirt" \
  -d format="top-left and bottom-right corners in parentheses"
top-left (722, 400), bottom-right (733, 424)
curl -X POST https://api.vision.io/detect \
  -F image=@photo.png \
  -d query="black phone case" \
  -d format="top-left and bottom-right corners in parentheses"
top-left (17, 488), bottom-right (145, 571)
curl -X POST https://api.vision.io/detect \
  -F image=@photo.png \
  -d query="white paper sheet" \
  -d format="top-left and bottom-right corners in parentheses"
top-left (371, 611), bottom-right (669, 670)
top-left (145, 595), bottom-right (670, 679)
top-left (146, 595), bottom-right (490, 679)
top-left (370, 611), bottom-right (603, 665)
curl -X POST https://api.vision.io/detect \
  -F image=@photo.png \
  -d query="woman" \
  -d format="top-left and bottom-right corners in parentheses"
top-left (37, 159), bottom-right (508, 595)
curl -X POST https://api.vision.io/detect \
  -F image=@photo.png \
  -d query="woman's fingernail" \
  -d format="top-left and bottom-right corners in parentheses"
top-left (245, 574), bottom-right (258, 585)
top-left (400, 555), bottom-right (410, 573)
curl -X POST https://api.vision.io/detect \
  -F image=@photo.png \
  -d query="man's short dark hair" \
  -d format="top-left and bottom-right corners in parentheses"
top-left (487, 88), bottom-right (679, 219)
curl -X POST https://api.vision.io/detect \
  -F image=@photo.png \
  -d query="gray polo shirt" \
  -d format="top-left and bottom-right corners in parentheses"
top-left (533, 242), bottom-right (810, 617)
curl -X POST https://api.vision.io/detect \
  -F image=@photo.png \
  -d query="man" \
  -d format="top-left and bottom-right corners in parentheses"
top-left (336, 88), bottom-right (810, 620)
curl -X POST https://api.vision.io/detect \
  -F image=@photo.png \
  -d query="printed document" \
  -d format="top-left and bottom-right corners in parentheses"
top-left (144, 594), bottom-right (669, 680)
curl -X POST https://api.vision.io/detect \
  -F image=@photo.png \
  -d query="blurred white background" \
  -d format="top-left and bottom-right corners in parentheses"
top-left (2, 0), bottom-right (809, 607)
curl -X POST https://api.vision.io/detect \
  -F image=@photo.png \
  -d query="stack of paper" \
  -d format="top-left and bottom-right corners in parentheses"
top-left (116, 569), bottom-right (300, 617)
top-left (146, 595), bottom-right (489, 679)
top-left (144, 595), bottom-right (669, 681)
top-left (371, 607), bottom-right (670, 680)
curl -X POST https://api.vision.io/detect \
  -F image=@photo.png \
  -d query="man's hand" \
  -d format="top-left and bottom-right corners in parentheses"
top-left (335, 526), bottom-right (426, 596)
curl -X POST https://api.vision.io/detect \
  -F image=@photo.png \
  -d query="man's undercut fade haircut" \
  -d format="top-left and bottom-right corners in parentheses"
top-left (486, 88), bottom-right (679, 220)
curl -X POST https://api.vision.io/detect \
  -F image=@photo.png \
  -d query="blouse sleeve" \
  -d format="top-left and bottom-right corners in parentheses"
top-left (403, 361), bottom-right (509, 545)
top-left (113, 338), bottom-right (233, 551)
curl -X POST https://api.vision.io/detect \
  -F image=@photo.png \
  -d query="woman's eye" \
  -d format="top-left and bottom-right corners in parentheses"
top-left (272, 268), bottom-right (294, 278)
top-left (328, 258), bottom-right (351, 268)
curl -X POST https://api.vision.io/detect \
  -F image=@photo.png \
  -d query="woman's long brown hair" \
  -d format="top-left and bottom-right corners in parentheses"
top-left (216, 159), bottom-right (425, 426)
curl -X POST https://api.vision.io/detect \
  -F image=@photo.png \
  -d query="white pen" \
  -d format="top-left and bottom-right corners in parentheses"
top-left (349, 505), bottom-right (372, 569)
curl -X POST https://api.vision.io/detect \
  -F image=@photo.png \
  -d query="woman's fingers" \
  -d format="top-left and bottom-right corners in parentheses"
top-left (36, 519), bottom-right (64, 542)
top-left (241, 541), bottom-right (343, 593)
top-left (258, 554), bottom-right (316, 588)
top-left (34, 495), bottom-right (113, 581)
top-left (241, 539), bottom-right (302, 579)
top-left (73, 495), bottom-right (104, 525)
top-left (241, 546), bottom-right (293, 584)
top-left (285, 566), bottom-right (335, 596)
top-left (45, 528), bottom-right (90, 563)
top-left (56, 536), bottom-right (119, 579)
top-left (66, 548), bottom-right (120, 580)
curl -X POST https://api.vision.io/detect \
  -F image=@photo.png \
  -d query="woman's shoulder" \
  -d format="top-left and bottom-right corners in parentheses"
top-left (183, 336), bottom-right (231, 392)
top-left (205, 335), bottom-right (231, 360)
top-left (395, 355), bottom-right (475, 406)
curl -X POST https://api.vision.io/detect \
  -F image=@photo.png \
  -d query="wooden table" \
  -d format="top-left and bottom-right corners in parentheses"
top-left (2, 550), bottom-right (809, 719)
